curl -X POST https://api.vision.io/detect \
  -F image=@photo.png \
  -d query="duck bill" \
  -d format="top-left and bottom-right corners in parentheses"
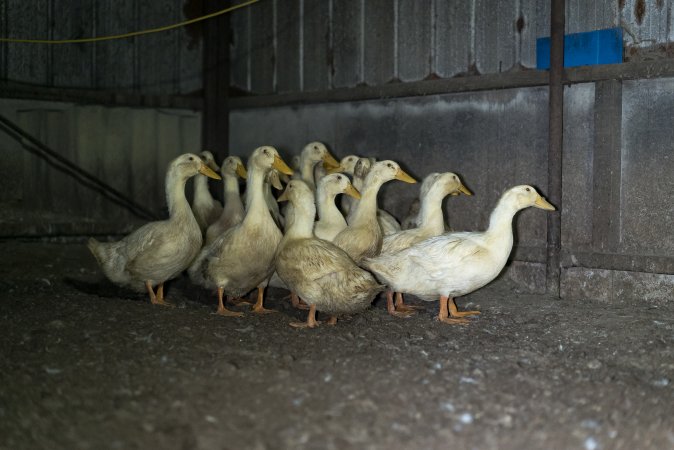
top-left (534, 195), bottom-right (556, 211)
top-left (199, 164), bottom-right (221, 180)
top-left (273, 155), bottom-right (294, 176)
top-left (458, 184), bottom-right (473, 196)
top-left (235, 163), bottom-right (247, 179)
top-left (322, 152), bottom-right (341, 170)
top-left (344, 183), bottom-right (361, 200)
top-left (277, 187), bottom-right (290, 202)
top-left (324, 162), bottom-right (343, 174)
top-left (395, 169), bottom-right (417, 184)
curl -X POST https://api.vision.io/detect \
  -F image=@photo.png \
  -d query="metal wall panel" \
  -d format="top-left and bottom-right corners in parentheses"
top-left (250, 0), bottom-right (275, 94)
top-left (1, 0), bottom-right (202, 95)
top-left (397, 0), bottom-right (433, 81)
top-left (620, 0), bottom-right (672, 46)
top-left (0, 99), bottom-right (202, 235)
top-left (230, 7), bottom-right (251, 92)
top-left (332, 0), bottom-right (362, 87)
top-left (52, 1), bottom-right (95, 87)
top-left (137, 0), bottom-right (180, 95)
top-left (620, 78), bottom-right (674, 255)
top-left (303, 0), bottom-right (331, 91)
top-left (363, 0), bottom-right (395, 86)
top-left (95, 0), bottom-right (136, 90)
top-left (276, 0), bottom-right (301, 92)
top-left (6, 0), bottom-right (51, 85)
top-left (234, 0), bottom-right (674, 94)
top-left (434, 1), bottom-right (474, 78)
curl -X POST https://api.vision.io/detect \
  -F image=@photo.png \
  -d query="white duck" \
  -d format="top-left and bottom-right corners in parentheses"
top-left (333, 154), bottom-right (362, 216)
top-left (295, 141), bottom-right (340, 190)
top-left (332, 160), bottom-right (416, 264)
top-left (188, 146), bottom-right (293, 316)
top-left (275, 180), bottom-right (383, 328)
top-left (314, 173), bottom-right (361, 242)
top-left (191, 150), bottom-right (223, 233)
top-left (205, 156), bottom-right (247, 245)
top-left (350, 157), bottom-right (402, 235)
top-left (379, 172), bottom-right (472, 317)
top-left (88, 153), bottom-right (221, 305)
top-left (364, 185), bottom-right (555, 324)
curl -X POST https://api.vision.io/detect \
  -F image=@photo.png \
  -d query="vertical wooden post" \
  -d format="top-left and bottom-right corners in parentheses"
top-left (202, 1), bottom-right (230, 165)
top-left (546, 0), bottom-right (565, 296)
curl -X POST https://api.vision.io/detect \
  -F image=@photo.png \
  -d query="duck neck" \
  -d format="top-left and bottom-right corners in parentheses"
top-left (223, 173), bottom-right (241, 205)
top-left (316, 186), bottom-right (343, 224)
top-left (286, 200), bottom-right (315, 239)
top-left (417, 189), bottom-right (446, 234)
top-left (166, 169), bottom-right (192, 221)
top-left (485, 196), bottom-right (519, 247)
top-left (193, 174), bottom-right (212, 205)
top-left (243, 166), bottom-right (269, 223)
top-left (300, 158), bottom-right (317, 188)
top-left (349, 176), bottom-right (383, 226)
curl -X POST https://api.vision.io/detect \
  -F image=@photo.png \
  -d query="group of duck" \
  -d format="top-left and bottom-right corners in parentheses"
top-left (88, 142), bottom-right (555, 328)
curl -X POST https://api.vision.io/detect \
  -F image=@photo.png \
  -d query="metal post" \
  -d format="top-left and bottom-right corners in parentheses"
top-left (546, 0), bottom-right (565, 296)
top-left (202, 1), bottom-right (230, 164)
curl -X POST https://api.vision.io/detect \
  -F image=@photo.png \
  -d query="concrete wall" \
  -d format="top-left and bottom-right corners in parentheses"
top-left (229, 77), bottom-right (674, 302)
top-left (0, 99), bottom-right (201, 236)
top-left (231, 0), bottom-right (674, 94)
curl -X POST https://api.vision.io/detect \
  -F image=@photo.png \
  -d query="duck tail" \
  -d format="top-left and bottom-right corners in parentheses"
top-left (187, 248), bottom-right (209, 287)
top-left (87, 237), bottom-right (103, 263)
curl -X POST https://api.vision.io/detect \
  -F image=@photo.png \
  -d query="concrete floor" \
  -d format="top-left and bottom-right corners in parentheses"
top-left (1, 241), bottom-right (673, 450)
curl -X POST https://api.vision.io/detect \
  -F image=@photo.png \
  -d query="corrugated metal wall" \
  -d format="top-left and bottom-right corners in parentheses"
top-left (0, 0), bottom-right (202, 94)
top-left (231, 0), bottom-right (674, 94)
top-left (0, 99), bottom-right (202, 236)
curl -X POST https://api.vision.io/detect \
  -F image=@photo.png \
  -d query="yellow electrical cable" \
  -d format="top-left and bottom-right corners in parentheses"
top-left (0, 0), bottom-right (258, 44)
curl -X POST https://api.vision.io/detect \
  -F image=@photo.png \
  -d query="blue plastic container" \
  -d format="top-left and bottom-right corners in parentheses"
top-left (537, 27), bottom-right (623, 69)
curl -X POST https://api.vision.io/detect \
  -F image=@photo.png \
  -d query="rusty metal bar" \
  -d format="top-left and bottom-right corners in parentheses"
top-left (546, 0), bottom-right (565, 296)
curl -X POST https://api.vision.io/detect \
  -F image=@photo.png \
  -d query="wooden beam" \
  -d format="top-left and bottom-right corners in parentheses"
top-left (546, 0), bottom-right (564, 296)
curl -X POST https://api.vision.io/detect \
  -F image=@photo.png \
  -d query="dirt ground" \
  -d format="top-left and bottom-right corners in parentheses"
top-left (0, 241), bottom-right (673, 450)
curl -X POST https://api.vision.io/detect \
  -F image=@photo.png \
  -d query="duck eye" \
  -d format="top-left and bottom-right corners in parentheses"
top-left (387, 163), bottom-right (393, 168)
top-left (525, 187), bottom-right (531, 192)
top-left (189, 156), bottom-right (194, 161)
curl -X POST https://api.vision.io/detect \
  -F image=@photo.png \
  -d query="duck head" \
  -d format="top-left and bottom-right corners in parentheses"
top-left (433, 172), bottom-right (472, 197)
top-left (266, 169), bottom-right (284, 190)
top-left (506, 185), bottom-right (556, 211)
top-left (221, 156), bottom-right (247, 179)
top-left (303, 141), bottom-right (340, 170)
top-left (199, 150), bottom-right (220, 172)
top-left (171, 153), bottom-right (221, 180)
top-left (367, 160), bottom-right (417, 185)
top-left (277, 179), bottom-right (314, 207)
top-left (318, 173), bottom-right (361, 200)
top-left (327, 154), bottom-right (360, 174)
top-left (248, 146), bottom-right (294, 176)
